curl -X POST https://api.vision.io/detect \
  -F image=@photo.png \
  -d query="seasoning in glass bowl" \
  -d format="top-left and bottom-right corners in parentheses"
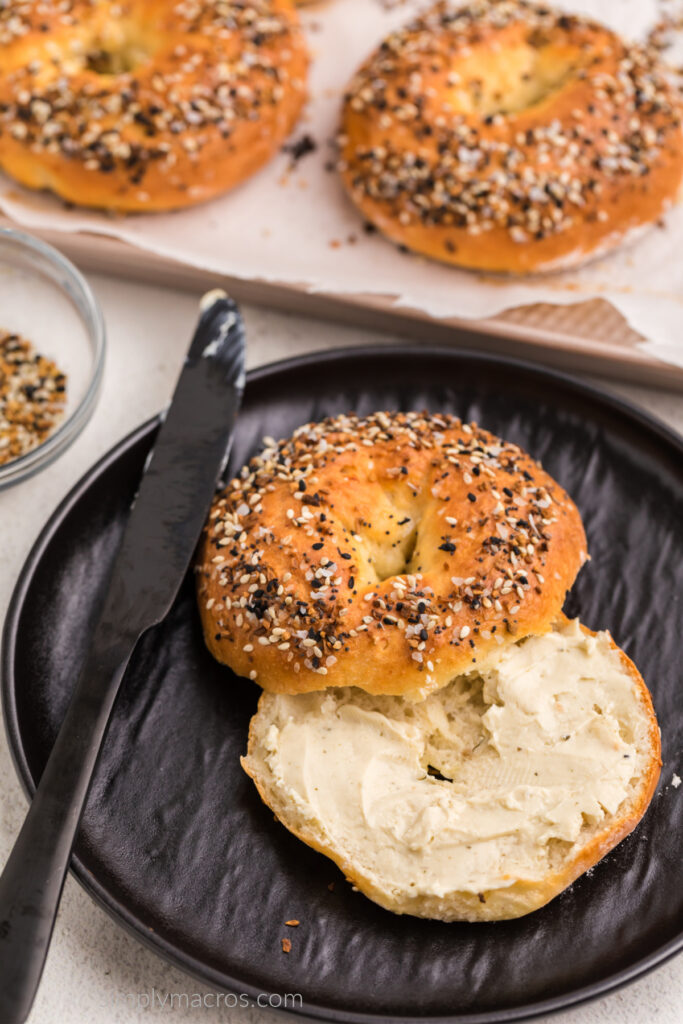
top-left (0, 330), bottom-right (68, 467)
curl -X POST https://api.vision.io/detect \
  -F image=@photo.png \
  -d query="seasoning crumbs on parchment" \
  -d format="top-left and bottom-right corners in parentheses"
top-left (0, 330), bottom-right (67, 466)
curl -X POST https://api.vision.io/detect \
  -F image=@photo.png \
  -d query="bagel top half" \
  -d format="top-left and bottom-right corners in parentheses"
top-left (196, 411), bottom-right (587, 699)
top-left (338, 0), bottom-right (683, 274)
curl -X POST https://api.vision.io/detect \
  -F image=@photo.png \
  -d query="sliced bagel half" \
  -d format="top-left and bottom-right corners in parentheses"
top-left (242, 618), bottom-right (660, 921)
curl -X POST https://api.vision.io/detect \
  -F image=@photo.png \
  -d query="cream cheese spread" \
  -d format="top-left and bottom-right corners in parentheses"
top-left (254, 620), bottom-right (641, 896)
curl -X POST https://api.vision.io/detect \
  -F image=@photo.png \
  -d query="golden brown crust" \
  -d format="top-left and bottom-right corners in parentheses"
top-left (242, 621), bottom-right (661, 921)
top-left (338, 0), bottom-right (683, 274)
top-left (0, 0), bottom-right (308, 212)
top-left (196, 411), bottom-right (587, 698)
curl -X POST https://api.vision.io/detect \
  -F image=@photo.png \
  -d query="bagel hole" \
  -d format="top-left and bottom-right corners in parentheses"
top-left (83, 24), bottom-right (151, 75)
top-left (85, 43), bottom-right (149, 75)
top-left (372, 524), bottom-right (418, 583)
top-left (447, 41), bottom-right (588, 117)
top-left (419, 675), bottom-right (490, 785)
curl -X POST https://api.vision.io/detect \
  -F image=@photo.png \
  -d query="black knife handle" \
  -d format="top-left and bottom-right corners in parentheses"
top-left (0, 645), bottom-right (129, 1023)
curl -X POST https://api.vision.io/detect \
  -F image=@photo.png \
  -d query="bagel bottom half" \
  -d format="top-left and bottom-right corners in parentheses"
top-left (242, 618), bottom-right (660, 921)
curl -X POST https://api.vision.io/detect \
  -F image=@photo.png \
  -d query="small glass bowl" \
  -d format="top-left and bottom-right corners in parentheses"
top-left (0, 228), bottom-right (105, 489)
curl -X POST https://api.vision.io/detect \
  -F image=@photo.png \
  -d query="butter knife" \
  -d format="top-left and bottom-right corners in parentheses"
top-left (0, 290), bottom-right (246, 1023)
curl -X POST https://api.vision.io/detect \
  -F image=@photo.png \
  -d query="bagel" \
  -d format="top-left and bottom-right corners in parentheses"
top-left (243, 617), bottom-right (661, 921)
top-left (196, 410), bottom-right (587, 700)
top-left (338, 0), bottom-right (683, 273)
top-left (0, 0), bottom-right (308, 212)
top-left (242, 618), bottom-right (659, 925)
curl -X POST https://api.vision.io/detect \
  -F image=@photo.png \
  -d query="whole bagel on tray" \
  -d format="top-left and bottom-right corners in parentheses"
top-left (0, 0), bottom-right (308, 211)
top-left (338, 0), bottom-right (683, 273)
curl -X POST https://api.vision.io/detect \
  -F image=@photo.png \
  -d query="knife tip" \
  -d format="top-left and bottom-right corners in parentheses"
top-left (199, 288), bottom-right (229, 314)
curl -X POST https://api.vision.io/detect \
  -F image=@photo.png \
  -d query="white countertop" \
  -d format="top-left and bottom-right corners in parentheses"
top-left (0, 273), bottom-right (681, 1024)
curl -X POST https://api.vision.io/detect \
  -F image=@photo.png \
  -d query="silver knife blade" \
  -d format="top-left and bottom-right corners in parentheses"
top-left (100, 289), bottom-right (245, 640)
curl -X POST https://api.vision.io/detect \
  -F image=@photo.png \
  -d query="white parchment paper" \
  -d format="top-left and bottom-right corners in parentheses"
top-left (0, 0), bottom-right (681, 366)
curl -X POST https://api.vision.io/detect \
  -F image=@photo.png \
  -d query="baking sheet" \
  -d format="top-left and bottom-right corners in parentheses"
top-left (0, 0), bottom-right (682, 368)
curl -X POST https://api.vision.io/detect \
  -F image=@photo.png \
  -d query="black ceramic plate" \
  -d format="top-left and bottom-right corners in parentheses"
top-left (3, 347), bottom-right (682, 1023)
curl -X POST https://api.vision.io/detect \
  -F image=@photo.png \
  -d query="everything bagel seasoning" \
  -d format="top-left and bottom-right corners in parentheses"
top-left (0, 330), bottom-right (67, 466)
